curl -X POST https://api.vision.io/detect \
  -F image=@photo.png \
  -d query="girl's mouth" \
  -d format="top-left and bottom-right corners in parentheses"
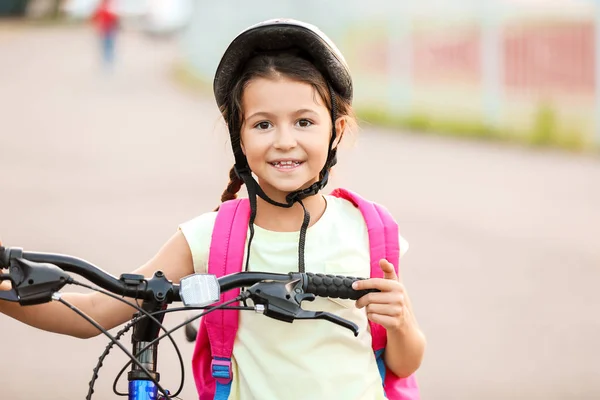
top-left (269, 160), bottom-right (304, 171)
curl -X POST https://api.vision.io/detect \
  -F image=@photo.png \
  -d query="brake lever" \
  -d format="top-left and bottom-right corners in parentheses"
top-left (0, 249), bottom-right (71, 305)
top-left (293, 309), bottom-right (359, 337)
top-left (246, 278), bottom-right (359, 336)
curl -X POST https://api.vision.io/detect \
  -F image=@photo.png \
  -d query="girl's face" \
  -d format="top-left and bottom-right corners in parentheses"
top-left (240, 76), bottom-right (344, 202)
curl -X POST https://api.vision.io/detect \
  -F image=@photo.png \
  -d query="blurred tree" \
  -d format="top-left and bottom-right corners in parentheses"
top-left (51, 0), bottom-right (61, 18)
top-left (0, 0), bottom-right (30, 17)
top-left (26, 0), bottom-right (65, 19)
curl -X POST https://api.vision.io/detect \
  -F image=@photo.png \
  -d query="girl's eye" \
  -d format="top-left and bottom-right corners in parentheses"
top-left (296, 119), bottom-right (313, 128)
top-left (255, 121), bottom-right (273, 130)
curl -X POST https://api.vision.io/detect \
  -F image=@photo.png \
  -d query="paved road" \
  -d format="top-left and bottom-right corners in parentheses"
top-left (1, 24), bottom-right (599, 400)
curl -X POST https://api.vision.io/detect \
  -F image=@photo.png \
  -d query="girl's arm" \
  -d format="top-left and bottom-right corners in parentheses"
top-left (382, 291), bottom-right (426, 377)
top-left (0, 231), bottom-right (193, 339)
top-left (353, 259), bottom-right (426, 378)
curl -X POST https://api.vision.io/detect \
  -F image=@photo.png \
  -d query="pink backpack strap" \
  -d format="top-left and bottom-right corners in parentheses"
top-left (330, 188), bottom-right (420, 400)
top-left (202, 198), bottom-right (250, 399)
top-left (330, 188), bottom-right (398, 350)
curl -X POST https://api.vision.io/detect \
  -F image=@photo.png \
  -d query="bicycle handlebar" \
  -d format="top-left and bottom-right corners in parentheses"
top-left (0, 245), bottom-right (379, 399)
top-left (0, 246), bottom-right (376, 307)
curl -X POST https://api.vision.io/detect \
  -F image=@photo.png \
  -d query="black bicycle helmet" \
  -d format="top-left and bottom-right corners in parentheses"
top-left (214, 19), bottom-right (353, 274)
top-left (214, 18), bottom-right (353, 114)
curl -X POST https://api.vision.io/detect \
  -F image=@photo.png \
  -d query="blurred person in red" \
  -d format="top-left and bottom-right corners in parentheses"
top-left (92, 0), bottom-right (120, 68)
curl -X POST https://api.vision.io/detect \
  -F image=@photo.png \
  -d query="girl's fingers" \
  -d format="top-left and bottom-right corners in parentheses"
top-left (353, 278), bottom-right (404, 292)
top-left (366, 313), bottom-right (400, 330)
top-left (366, 303), bottom-right (403, 317)
top-left (355, 291), bottom-right (404, 309)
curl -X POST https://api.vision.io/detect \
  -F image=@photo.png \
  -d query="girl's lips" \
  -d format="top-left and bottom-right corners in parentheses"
top-left (269, 160), bottom-right (304, 171)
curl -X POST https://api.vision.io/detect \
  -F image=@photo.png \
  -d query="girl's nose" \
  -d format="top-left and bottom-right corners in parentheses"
top-left (273, 126), bottom-right (297, 150)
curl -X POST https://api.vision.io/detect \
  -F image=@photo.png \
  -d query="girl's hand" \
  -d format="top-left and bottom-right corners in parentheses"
top-left (353, 259), bottom-right (413, 333)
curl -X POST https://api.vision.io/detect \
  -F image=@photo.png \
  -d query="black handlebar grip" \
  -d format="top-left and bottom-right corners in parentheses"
top-left (303, 273), bottom-right (379, 300)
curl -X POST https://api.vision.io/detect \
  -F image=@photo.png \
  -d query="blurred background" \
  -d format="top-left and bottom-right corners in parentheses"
top-left (0, 0), bottom-right (599, 399)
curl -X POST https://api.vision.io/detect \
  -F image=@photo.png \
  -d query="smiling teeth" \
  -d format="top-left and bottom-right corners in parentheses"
top-left (272, 161), bottom-right (301, 168)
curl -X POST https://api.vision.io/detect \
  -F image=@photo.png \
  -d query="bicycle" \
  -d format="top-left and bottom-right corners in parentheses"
top-left (0, 245), bottom-right (376, 400)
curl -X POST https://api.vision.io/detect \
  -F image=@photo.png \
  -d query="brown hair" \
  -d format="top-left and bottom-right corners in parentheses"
top-left (215, 52), bottom-right (356, 210)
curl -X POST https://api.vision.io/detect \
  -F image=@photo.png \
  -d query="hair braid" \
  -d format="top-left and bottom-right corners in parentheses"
top-left (214, 165), bottom-right (244, 211)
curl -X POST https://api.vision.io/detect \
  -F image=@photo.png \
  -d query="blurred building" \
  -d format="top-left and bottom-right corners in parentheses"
top-left (180, 0), bottom-right (600, 150)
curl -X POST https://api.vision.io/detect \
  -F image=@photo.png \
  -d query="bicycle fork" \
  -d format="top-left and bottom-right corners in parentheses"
top-left (128, 297), bottom-right (169, 399)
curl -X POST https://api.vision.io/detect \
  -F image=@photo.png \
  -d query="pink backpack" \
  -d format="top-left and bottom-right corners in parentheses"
top-left (191, 188), bottom-right (420, 399)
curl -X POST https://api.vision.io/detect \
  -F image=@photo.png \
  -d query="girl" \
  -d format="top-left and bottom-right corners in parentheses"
top-left (0, 19), bottom-right (425, 400)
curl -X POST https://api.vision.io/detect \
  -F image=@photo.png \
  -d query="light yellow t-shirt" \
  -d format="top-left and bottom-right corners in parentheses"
top-left (179, 195), bottom-right (409, 400)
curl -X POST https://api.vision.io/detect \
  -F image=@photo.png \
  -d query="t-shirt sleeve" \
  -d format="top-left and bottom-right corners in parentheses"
top-left (178, 211), bottom-right (217, 274)
top-left (399, 233), bottom-right (409, 259)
